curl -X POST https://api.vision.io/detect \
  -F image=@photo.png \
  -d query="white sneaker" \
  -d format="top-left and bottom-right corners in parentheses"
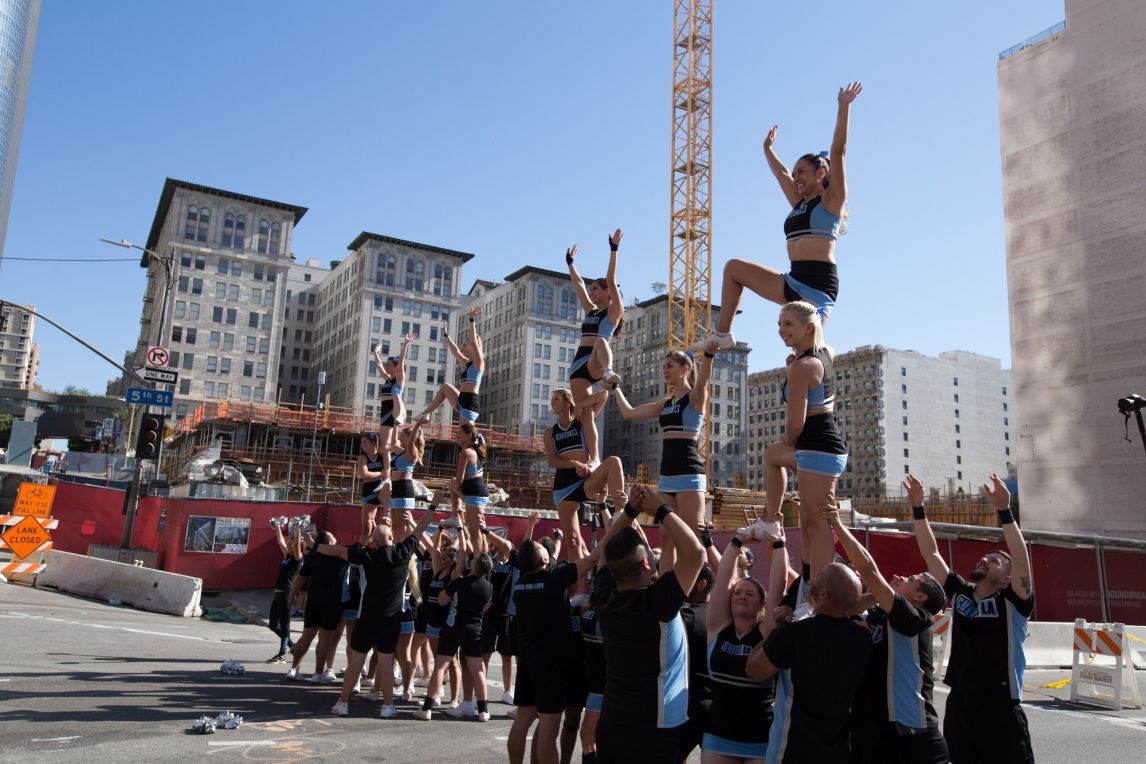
top-left (446, 700), bottom-right (476, 718)
top-left (414, 708), bottom-right (432, 721)
top-left (360, 674), bottom-right (373, 688)
top-left (379, 704), bottom-right (399, 719)
top-left (399, 688), bottom-right (413, 702)
top-left (602, 368), bottom-right (621, 386)
top-left (311, 669), bottom-right (336, 684)
top-left (331, 701), bottom-right (349, 717)
top-left (500, 690), bottom-right (514, 705)
top-left (476, 710), bottom-right (490, 722)
top-left (738, 518), bottom-right (782, 540)
top-left (351, 682), bottom-right (361, 694)
top-left (393, 668), bottom-right (403, 685)
top-left (507, 705), bottom-right (518, 719)
top-left (695, 330), bottom-right (736, 353)
top-left (286, 667), bottom-right (299, 680)
top-left (359, 690), bottom-right (380, 702)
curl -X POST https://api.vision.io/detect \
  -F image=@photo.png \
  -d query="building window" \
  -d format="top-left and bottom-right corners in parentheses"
top-left (900, 367), bottom-right (906, 376)
top-left (956, 455), bottom-right (961, 464)
top-left (902, 416), bottom-right (908, 426)
top-left (405, 259), bottom-right (425, 291)
top-left (901, 384), bottom-right (907, 394)
top-left (956, 439), bottom-right (961, 448)
top-left (903, 448), bottom-right (909, 458)
top-left (432, 264), bottom-right (452, 296)
top-left (954, 409), bottom-right (959, 418)
top-left (903, 432), bottom-right (908, 442)
top-left (560, 288), bottom-right (578, 320)
top-left (902, 400), bottom-right (907, 410)
top-left (904, 464), bottom-right (910, 474)
top-left (535, 285), bottom-right (553, 316)
top-left (257, 220), bottom-right (271, 254)
top-left (376, 255), bottom-right (397, 286)
top-left (217, 257), bottom-right (229, 275)
top-left (269, 222), bottom-right (281, 255)
top-left (221, 213), bottom-right (245, 248)
top-left (185, 205), bottom-right (209, 242)
top-left (954, 393), bottom-right (959, 403)
top-left (953, 377), bottom-right (959, 386)
top-left (1002, 386), bottom-right (1007, 395)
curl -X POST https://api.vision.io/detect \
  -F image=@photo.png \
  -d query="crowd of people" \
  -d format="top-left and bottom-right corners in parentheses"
top-left (265, 83), bottom-right (1035, 763)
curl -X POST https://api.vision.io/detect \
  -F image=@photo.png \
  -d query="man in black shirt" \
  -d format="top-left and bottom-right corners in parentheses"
top-left (317, 508), bottom-right (434, 717)
top-left (594, 484), bottom-right (706, 764)
top-left (481, 527), bottom-right (519, 704)
top-left (508, 495), bottom-right (626, 764)
top-left (823, 502), bottom-right (947, 764)
top-left (679, 551), bottom-right (715, 762)
top-left (911, 474), bottom-right (1035, 763)
top-left (286, 532), bottom-right (345, 682)
top-left (746, 560), bottom-right (872, 763)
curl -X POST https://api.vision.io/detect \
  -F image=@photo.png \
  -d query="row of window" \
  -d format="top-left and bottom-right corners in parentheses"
top-left (374, 254), bottom-right (455, 296)
top-left (183, 206), bottom-right (282, 255)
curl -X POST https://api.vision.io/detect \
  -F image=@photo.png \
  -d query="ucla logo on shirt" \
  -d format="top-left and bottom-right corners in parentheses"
top-left (720, 642), bottom-right (752, 656)
top-left (868, 623), bottom-right (885, 645)
top-left (953, 594), bottom-right (998, 619)
top-left (662, 403), bottom-right (681, 416)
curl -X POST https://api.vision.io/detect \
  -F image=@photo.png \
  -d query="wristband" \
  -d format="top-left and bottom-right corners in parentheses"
top-left (468, 318), bottom-right (475, 323)
top-left (623, 502), bottom-right (640, 519)
top-left (553, 530), bottom-right (563, 541)
top-left (772, 539), bottom-right (786, 550)
top-left (912, 506), bottom-right (926, 520)
top-left (730, 537), bottom-right (744, 549)
top-left (566, 250), bottom-right (575, 264)
top-left (704, 351), bottom-right (714, 359)
top-left (996, 509), bottom-right (1015, 526)
top-left (608, 236), bottom-right (619, 252)
top-left (654, 504), bottom-right (673, 524)
top-left (480, 527), bottom-right (491, 535)
top-left (702, 528), bottom-right (714, 548)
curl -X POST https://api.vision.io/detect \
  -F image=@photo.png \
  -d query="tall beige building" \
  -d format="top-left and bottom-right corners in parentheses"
top-left (0, 303), bottom-right (38, 388)
top-left (998, 0), bottom-right (1146, 536)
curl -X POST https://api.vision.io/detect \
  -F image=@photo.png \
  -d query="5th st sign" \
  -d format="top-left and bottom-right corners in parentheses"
top-left (134, 366), bottom-right (179, 384)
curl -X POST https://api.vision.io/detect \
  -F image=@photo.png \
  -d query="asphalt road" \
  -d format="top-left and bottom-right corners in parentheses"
top-left (1, 584), bottom-right (1144, 763)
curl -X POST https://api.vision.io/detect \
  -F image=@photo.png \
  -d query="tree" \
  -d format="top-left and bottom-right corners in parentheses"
top-left (61, 384), bottom-right (92, 396)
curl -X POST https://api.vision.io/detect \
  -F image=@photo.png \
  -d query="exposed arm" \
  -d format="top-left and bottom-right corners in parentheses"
top-left (824, 504), bottom-right (895, 612)
top-left (443, 327), bottom-right (470, 365)
top-left (690, 353), bottom-right (714, 413)
top-left (987, 474), bottom-right (1032, 600)
top-left (905, 474), bottom-right (951, 582)
top-left (707, 537), bottom-right (745, 637)
top-left (393, 333), bottom-right (415, 386)
top-left (746, 641), bottom-right (780, 682)
top-left (762, 125), bottom-right (801, 207)
top-left (452, 528), bottom-right (469, 580)
top-left (483, 528), bottom-right (514, 559)
top-left (274, 525), bottom-right (289, 555)
top-left (371, 347), bottom-right (391, 380)
top-left (524, 510), bottom-right (540, 542)
top-left (316, 543), bottom-right (349, 561)
top-left (823, 82), bottom-right (862, 215)
top-left (761, 533), bottom-right (790, 638)
top-left (399, 508), bottom-right (435, 544)
top-left (782, 359), bottom-right (814, 445)
top-left (649, 489), bottom-right (705, 595)
top-left (605, 230), bottom-right (624, 323)
top-left (466, 307), bottom-right (484, 369)
top-left (612, 386), bottom-right (664, 421)
top-left (565, 244), bottom-right (595, 312)
top-left (357, 453), bottom-right (384, 482)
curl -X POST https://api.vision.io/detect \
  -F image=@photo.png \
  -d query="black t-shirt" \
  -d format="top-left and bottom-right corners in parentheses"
top-left (299, 548), bottom-right (344, 597)
top-left (513, 560), bottom-right (579, 661)
top-left (763, 614), bottom-right (872, 763)
top-left (489, 550), bottom-right (518, 617)
top-left (856, 594), bottom-right (938, 731)
top-left (445, 574), bottom-right (493, 634)
top-left (943, 570), bottom-right (1033, 702)
top-left (680, 601), bottom-right (711, 708)
top-left (347, 534), bottom-right (418, 618)
top-left (598, 571), bottom-right (690, 729)
top-left (415, 550), bottom-right (435, 605)
top-left (274, 554), bottom-right (301, 591)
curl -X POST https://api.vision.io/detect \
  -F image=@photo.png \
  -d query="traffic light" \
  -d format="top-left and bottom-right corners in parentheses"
top-left (136, 414), bottom-right (165, 460)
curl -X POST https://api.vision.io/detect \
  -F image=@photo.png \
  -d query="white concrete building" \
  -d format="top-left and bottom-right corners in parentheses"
top-left (136, 179), bottom-right (307, 422)
top-left (747, 346), bottom-right (1013, 498)
top-left (0, 303), bottom-right (37, 388)
top-left (311, 233), bottom-right (474, 421)
top-left (998, 0), bottom-right (1146, 536)
top-left (279, 257), bottom-right (328, 406)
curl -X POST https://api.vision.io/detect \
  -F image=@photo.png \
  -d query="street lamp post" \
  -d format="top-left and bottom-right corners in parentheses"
top-left (307, 371), bottom-right (326, 502)
top-left (101, 237), bottom-right (174, 549)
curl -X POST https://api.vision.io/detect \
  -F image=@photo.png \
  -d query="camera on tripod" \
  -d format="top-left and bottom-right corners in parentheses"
top-left (1117, 394), bottom-right (1146, 414)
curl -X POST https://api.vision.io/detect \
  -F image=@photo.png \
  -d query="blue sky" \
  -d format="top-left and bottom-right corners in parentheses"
top-left (1, 1), bottom-right (1065, 395)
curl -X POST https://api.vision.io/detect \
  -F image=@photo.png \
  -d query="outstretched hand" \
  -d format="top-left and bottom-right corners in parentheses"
top-left (983, 473), bottom-right (1010, 509)
top-left (903, 474), bottom-right (925, 507)
top-left (838, 81), bottom-right (863, 105)
top-left (763, 124), bottom-right (779, 151)
top-left (565, 244), bottom-right (578, 265)
top-left (467, 305), bottom-right (482, 321)
top-left (608, 228), bottom-right (623, 251)
top-left (818, 502), bottom-right (843, 528)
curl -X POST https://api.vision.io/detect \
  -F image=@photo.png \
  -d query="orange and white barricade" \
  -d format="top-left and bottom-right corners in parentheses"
top-left (0, 482), bottom-right (57, 578)
top-left (930, 610), bottom-right (952, 678)
top-left (1071, 618), bottom-right (1142, 710)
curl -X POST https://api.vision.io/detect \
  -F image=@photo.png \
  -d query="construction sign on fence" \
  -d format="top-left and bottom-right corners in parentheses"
top-left (0, 481), bottom-right (57, 576)
top-left (12, 482), bottom-right (55, 518)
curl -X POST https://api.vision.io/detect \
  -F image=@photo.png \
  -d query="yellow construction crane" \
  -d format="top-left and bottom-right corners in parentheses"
top-left (668, 0), bottom-right (713, 469)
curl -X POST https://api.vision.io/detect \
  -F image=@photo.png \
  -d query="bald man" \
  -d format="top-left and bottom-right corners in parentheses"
top-left (746, 562), bottom-right (872, 763)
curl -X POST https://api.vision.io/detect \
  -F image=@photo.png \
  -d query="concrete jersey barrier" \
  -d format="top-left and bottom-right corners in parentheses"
top-left (36, 550), bottom-right (203, 617)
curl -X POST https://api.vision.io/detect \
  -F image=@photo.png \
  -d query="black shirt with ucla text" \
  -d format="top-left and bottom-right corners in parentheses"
top-left (857, 594), bottom-right (939, 731)
top-left (943, 571), bottom-right (1034, 702)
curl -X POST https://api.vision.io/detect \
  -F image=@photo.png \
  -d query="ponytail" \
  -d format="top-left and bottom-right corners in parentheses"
top-left (781, 301), bottom-right (825, 350)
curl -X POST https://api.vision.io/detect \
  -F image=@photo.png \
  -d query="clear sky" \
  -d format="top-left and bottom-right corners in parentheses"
top-left (1, 0), bottom-right (1065, 395)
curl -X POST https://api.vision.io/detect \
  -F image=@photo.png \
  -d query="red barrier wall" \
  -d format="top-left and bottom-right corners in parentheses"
top-left (47, 480), bottom-right (129, 553)
top-left (1103, 550), bottom-right (1146, 624)
top-left (1030, 545), bottom-right (1103, 623)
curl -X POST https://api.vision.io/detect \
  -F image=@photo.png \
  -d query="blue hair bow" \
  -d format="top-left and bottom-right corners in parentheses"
top-left (818, 150), bottom-right (829, 158)
top-left (475, 433), bottom-right (486, 445)
top-left (684, 349), bottom-right (695, 359)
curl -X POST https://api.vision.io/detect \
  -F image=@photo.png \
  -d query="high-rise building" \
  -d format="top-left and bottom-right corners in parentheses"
top-left (0, 302), bottom-right (37, 388)
top-left (280, 257), bottom-right (328, 406)
top-left (603, 295), bottom-right (749, 488)
top-left (0, 0), bottom-right (40, 268)
top-left (136, 179), bottom-right (308, 422)
top-left (462, 266), bottom-right (585, 435)
top-left (312, 233), bottom-right (473, 421)
top-left (998, 0), bottom-right (1146, 536)
top-left (746, 346), bottom-right (1013, 498)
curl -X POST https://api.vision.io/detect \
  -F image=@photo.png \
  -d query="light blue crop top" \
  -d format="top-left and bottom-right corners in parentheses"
top-left (463, 362), bottom-right (483, 386)
top-left (392, 452), bottom-right (417, 479)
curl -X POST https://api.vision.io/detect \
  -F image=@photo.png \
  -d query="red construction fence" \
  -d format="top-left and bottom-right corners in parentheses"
top-left (41, 480), bottom-right (1146, 624)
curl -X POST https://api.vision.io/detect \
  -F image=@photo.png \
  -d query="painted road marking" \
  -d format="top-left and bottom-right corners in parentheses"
top-left (206, 741), bottom-right (275, 747)
top-left (31, 736), bottom-right (81, 742)
top-left (0, 612), bottom-right (245, 643)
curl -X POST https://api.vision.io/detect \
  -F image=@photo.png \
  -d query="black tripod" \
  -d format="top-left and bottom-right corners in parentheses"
top-left (1118, 394), bottom-right (1146, 456)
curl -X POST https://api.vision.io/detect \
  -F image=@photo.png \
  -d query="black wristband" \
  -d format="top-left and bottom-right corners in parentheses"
top-left (704, 351), bottom-right (714, 358)
top-left (608, 236), bottom-right (618, 252)
top-left (654, 504), bottom-right (673, 524)
top-left (480, 527), bottom-right (491, 535)
top-left (702, 528), bottom-right (714, 548)
top-left (554, 530), bottom-right (563, 541)
top-left (997, 509), bottom-right (1015, 526)
top-left (772, 539), bottom-right (786, 550)
top-left (623, 502), bottom-right (640, 519)
top-left (730, 537), bottom-right (744, 549)
top-left (912, 506), bottom-right (926, 520)
top-left (468, 318), bottom-right (475, 323)
top-left (566, 248), bottom-right (574, 264)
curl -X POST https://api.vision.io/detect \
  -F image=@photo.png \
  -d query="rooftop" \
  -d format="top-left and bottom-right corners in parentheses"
top-left (346, 232), bottom-right (477, 263)
top-left (998, 20), bottom-right (1065, 61)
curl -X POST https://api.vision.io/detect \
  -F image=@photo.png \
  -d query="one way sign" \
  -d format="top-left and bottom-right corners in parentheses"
top-left (134, 366), bottom-right (179, 384)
